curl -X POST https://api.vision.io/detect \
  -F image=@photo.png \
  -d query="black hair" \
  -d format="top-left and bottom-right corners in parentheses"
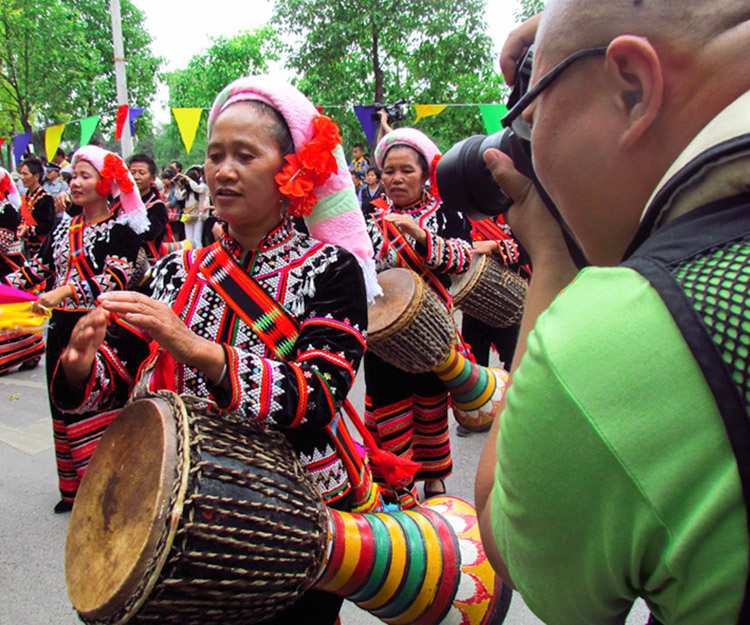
top-left (366, 166), bottom-right (382, 179)
top-left (20, 157), bottom-right (45, 182)
top-left (160, 165), bottom-right (177, 181)
top-left (353, 143), bottom-right (364, 151)
top-left (233, 100), bottom-right (295, 157)
top-left (127, 153), bottom-right (157, 178)
top-left (55, 147), bottom-right (66, 158)
top-left (171, 160), bottom-right (183, 172)
top-left (382, 145), bottom-right (429, 178)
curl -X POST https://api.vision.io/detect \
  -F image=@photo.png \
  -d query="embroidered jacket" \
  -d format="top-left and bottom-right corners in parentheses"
top-left (19, 186), bottom-right (55, 256)
top-left (52, 219), bottom-right (368, 504)
top-left (5, 213), bottom-right (141, 310)
top-left (367, 194), bottom-right (473, 290)
top-left (0, 201), bottom-right (24, 276)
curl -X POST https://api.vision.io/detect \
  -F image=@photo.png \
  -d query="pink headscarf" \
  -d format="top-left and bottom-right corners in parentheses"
top-left (208, 75), bottom-right (380, 300)
top-left (72, 146), bottom-right (149, 234)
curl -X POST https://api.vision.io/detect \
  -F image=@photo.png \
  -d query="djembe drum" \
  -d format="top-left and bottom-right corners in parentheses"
top-left (451, 253), bottom-right (527, 328)
top-left (66, 391), bottom-right (510, 625)
top-left (367, 268), bottom-right (508, 432)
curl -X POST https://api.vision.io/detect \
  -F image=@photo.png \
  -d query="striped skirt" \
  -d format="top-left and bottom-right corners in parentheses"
top-left (0, 331), bottom-right (44, 375)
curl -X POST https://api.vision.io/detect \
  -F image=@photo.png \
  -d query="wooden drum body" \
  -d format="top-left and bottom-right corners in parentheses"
top-left (452, 254), bottom-right (527, 328)
top-left (66, 393), bottom-right (327, 624)
top-left (368, 268), bottom-right (455, 373)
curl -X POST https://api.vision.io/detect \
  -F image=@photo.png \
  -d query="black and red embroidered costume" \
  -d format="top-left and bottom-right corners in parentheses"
top-left (52, 219), bottom-right (368, 506)
top-left (364, 194), bottom-right (472, 506)
top-left (5, 213), bottom-right (141, 502)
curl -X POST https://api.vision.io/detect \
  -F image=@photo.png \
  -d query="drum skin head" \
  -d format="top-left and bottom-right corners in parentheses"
top-left (66, 398), bottom-right (177, 621)
top-left (368, 268), bottom-right (419, 336)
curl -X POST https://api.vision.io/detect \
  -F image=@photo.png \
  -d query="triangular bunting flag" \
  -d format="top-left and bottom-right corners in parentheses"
top-left (414, 104), bottom-right (447, 123)
top-left (79, 115), bottom-right (100, 147)
top-left (172, 108), bottom-right (203, 153)
top-left (13, 133), bottom-right (32, 165)
top-left (115, 104), bottom-right (129, 140)
top-left (0, 138), bottom-right (6, 148)
top-left (353, 106), bottom-right (379, 146)
top-left (315, 106), bottom-right (324, 114)
top-left (129, 107), bottom-right (145, 136)
top-left (478, 104), bottom-right (509, 135)
top-left (45, 124), bottom-right (66, 162)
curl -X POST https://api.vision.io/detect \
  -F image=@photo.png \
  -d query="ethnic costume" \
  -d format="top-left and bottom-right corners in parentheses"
top-left (365, 192), bottom-right (472, 506)
top-left (0, 171), bottom-right (45, 373)
top-left (19, 185), bottom-right (55, 258)
top-left (461, 215), bottom-right (530, 369)
top-left (6, 146), bottom-right (147, 506)
top-left (138, 184), bottom-right (169, 262)
top-left (6, 213), bottom-right (141, 501)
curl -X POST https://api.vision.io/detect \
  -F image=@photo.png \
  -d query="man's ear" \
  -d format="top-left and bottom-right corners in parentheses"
top-left (605, 35), bottom-right (663, 150)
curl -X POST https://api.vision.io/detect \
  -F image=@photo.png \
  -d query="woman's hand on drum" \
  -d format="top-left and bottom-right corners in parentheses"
top-left (96, 292), bottom-right (226, 383)
top-left (472, 240), bottom-right (498, 256)
top-left (384, 213), bottom-right (428, 246)
top-left (62, 307), bottom-right (110, 387)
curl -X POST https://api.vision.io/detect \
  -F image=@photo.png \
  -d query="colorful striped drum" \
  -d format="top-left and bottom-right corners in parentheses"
top-left (433, 348), bottom-right (509, 432)
top-left (316, 495), bottom-right (512, 625)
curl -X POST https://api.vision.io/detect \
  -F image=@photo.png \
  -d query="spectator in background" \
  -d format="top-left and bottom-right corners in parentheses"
top-left (160, 165), bottom-right (184, 241)
top-left (17, 157), bottom-right (55, 258)
top-left (127, 153), bottom-right (168, 263)
top-left (176, 165), bottom-right (208, 247)
top-left (43, 163), bottom-right (69, 200)
top-left (51, 147), bottom-right (70, 169)
top-left (348, 143), bottom-right (368, 188)
top-left (170, 160), bottom-right (183, 174)
top-left (358, 166), bottom-right (385, 216)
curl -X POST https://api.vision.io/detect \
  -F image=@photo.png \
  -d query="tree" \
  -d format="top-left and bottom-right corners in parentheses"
top-left (515, 0), bottom-right (546, 23)
top-left (0, 0), bottom-right (160, 150)
top-left (273, 0), bottom-right (508, 152)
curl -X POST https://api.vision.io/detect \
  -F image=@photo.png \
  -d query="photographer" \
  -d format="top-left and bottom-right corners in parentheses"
top-left (475, 3), bottom-right (750, 625)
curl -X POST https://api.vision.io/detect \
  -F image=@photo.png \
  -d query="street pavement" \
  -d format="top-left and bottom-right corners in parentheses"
top-left (0, 349), bottom-right (648, 625)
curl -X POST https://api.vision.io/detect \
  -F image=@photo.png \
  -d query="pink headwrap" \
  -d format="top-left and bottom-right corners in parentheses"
top-left (0, 167), bottom-right (21, 210)
top-left (208, 75), bottom-right (380, 300)
top-left (71, 146), bottom-right (149, 234)
top-left (374, 128), bottom-right (443, 197)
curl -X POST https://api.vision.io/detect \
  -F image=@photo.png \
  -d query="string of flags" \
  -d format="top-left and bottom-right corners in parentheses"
top-left (1, 102), bottom-right (509, 163)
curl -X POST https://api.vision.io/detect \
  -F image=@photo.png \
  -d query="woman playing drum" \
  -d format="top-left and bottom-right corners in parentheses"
top-left (365, 128), bottom-right (473, 505)
top-left (54, 76), bottom-right (376, 625)
top-left (5, 147), bottom-right (146, 513)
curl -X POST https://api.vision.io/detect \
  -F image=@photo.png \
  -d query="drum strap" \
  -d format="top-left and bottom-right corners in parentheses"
top-left (149, 242), bottom-right (394, 512)
top-left (372, 206), bottom-right (453, 310)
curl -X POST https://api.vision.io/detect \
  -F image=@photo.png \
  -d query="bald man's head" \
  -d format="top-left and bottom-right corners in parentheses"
top-left (537, 0), bottom-right (750, 65)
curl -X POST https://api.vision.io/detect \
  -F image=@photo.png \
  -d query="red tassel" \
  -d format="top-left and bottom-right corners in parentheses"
top-left (368, 447), bottom-right (421, 487)
top-left (115, 104), bottom-right (129, 140)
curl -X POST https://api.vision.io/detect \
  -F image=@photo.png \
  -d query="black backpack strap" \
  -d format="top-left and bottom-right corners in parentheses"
top-left (623, 194), bottom-right (750, 625)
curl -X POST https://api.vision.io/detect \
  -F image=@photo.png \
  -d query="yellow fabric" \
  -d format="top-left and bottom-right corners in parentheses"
top-left (0, 301), bottom-right (50, 334)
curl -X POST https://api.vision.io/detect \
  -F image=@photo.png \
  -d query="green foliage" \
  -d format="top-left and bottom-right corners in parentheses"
top-left (0, 0), bottom-right (161, 145)
top-left (514, 0), bottom-right (546, 23)
top-left (274, 0), bottom-right (509, 151)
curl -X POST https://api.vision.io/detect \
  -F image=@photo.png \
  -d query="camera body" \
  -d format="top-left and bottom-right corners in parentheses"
top-left (436, 46), bottom-right (535, 221)
top-left (370, 98), bottom-right (408, 124)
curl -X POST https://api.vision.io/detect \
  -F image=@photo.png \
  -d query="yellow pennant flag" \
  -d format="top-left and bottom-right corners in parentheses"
top-left (414, 104), bottom-right (447, 124)
top-left (45, 124), bottom-right (65, 162)
top-left (172, 108), bottom-right (203, 153)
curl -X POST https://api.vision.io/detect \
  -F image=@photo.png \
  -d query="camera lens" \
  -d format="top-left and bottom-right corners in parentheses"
top-left (436, 130), bottom-right (516, 221)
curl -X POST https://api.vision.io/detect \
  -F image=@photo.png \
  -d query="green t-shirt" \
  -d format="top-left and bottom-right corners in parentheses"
top-left (491, 266), bottom-right (747, 624)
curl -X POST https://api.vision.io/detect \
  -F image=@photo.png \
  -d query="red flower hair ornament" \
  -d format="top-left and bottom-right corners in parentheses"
top-left (275, 115), bottom-right (341, 217)
top-left (0, 174), bottom-right (9, 201)
top-left (96, 153), bottom-right (134, 197)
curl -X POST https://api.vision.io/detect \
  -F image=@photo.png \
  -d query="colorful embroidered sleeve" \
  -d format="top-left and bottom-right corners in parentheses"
top-left (212, 247), bottom-right (367, 432)
top-left (65, 224), bottom-right (141, 307)
top-left (419, 204), bottom-right (473, 276)
top-left (3, 230), bottom-right (56, 291)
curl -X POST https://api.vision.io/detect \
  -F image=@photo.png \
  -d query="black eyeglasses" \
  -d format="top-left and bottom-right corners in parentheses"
top-left (501, 46), bottom-right (609, 141)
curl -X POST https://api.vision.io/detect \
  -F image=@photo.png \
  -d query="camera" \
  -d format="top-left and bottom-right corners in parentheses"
top-left (436, 46), bottom-right (535, 221)
top-left (370, 99), bottom-right (408, 124)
